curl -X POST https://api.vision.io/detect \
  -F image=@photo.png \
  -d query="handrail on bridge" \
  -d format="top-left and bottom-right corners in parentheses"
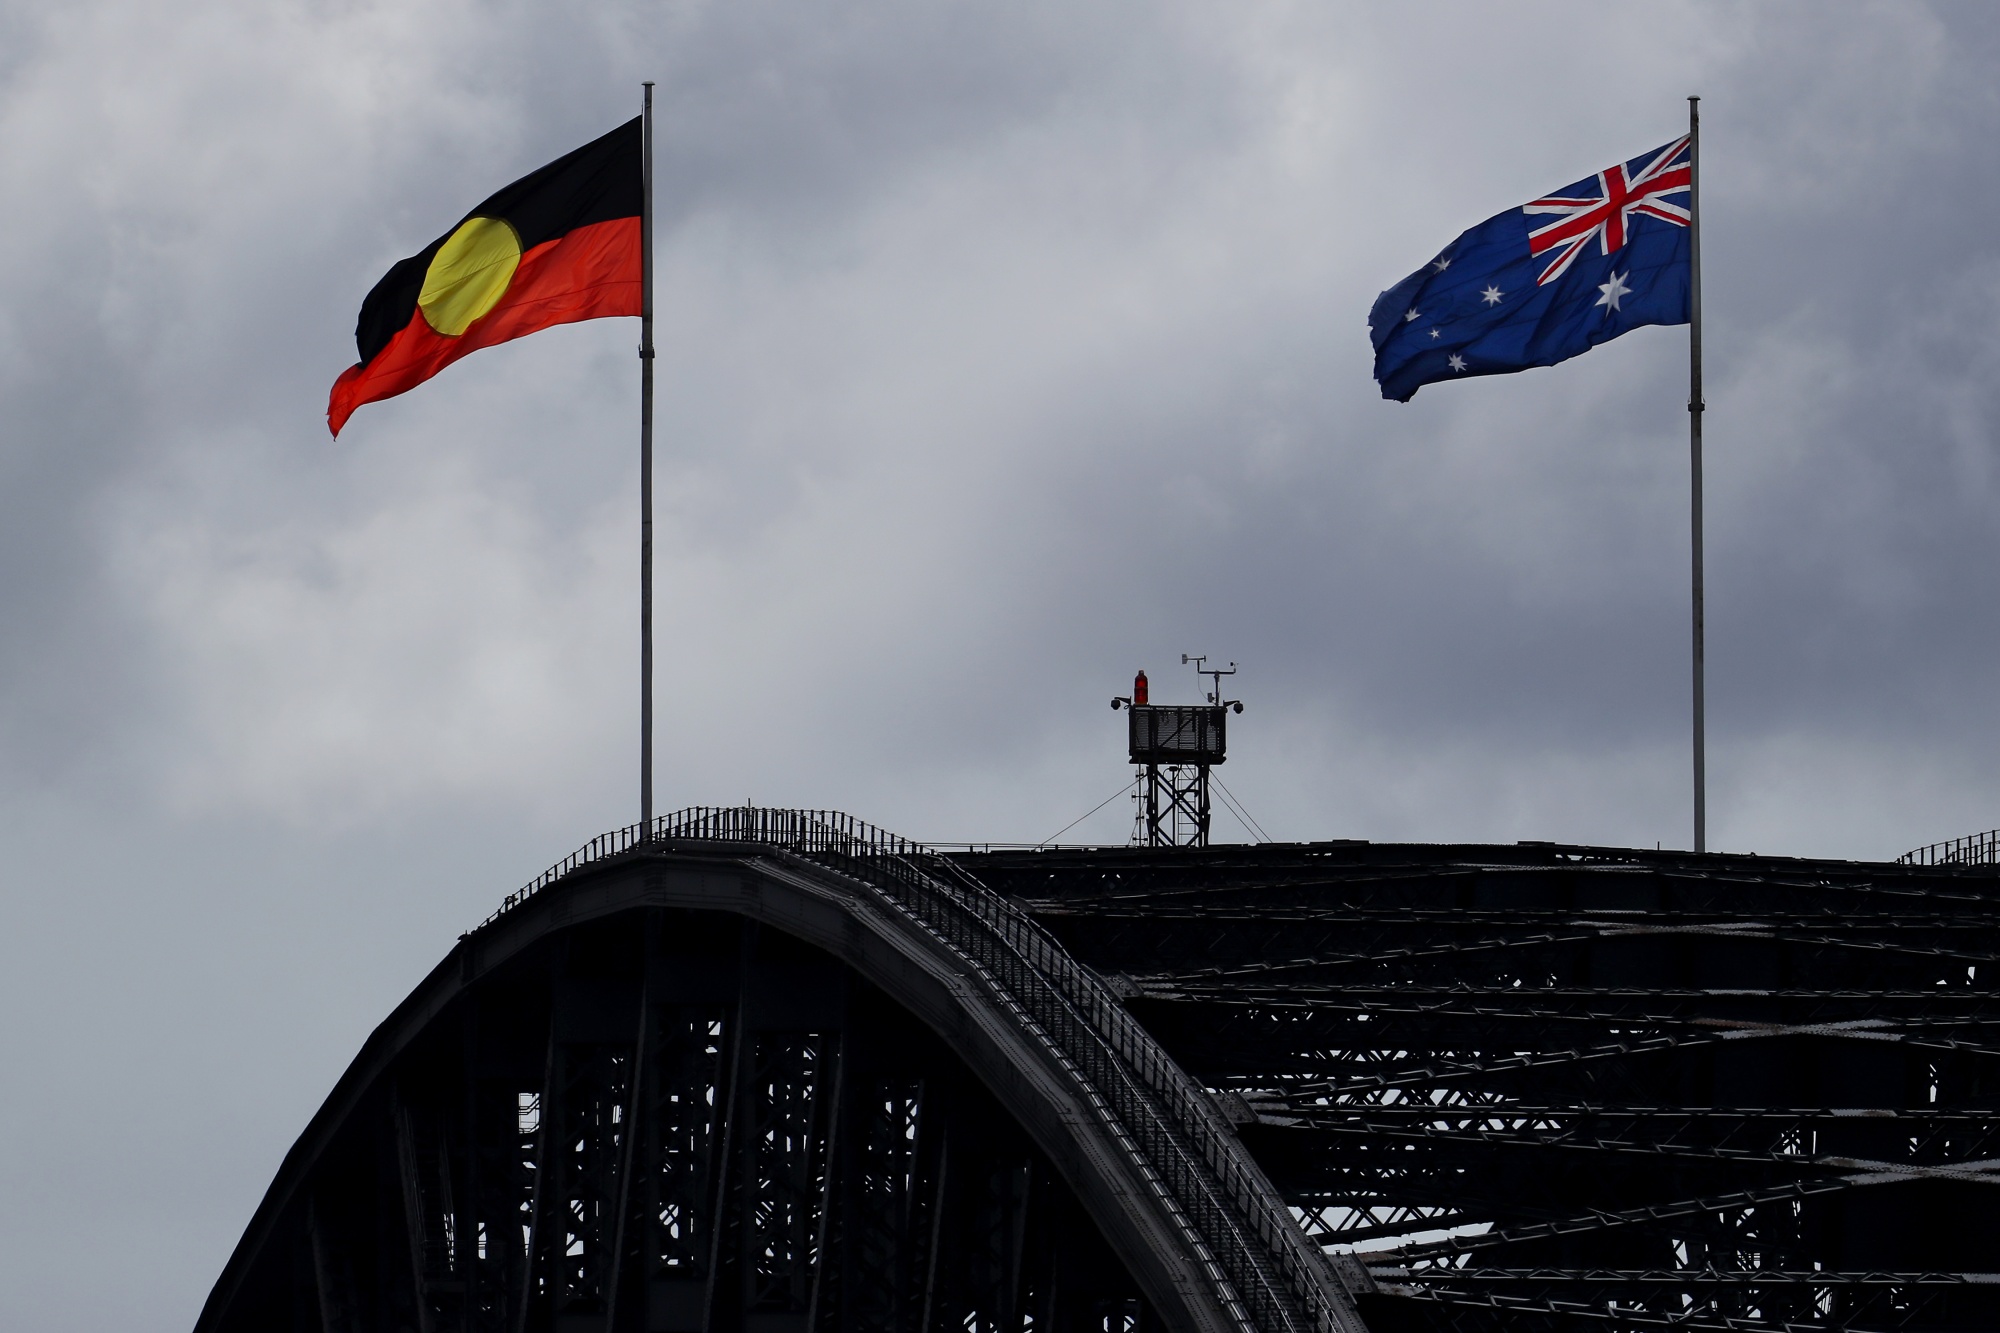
top-left (478, 806), bottom-right (1356, 1333)
top-left (1899, 828), bottom-right (2000, 867)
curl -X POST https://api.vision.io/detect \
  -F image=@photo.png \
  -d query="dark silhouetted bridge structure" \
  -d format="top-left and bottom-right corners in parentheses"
top-left (198, 809), bottom-right (2000, 1333)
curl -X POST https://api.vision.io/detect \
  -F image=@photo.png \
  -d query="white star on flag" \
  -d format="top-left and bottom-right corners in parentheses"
top-left (1595, 270), bottom-right (1632, 313)
top-left (1433, 256), bottom-right (1451, 271)
top-left (1429, 329), bottom-right (1440, 339)
top-left (1481, 285), bottom-right (1503, 306)
top-left (1447, 354), bottom-right (1467, 372)
top-left (1405, 308), bottom-right (1420, 322)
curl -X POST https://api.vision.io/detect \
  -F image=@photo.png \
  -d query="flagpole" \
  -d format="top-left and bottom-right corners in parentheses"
top-left (640, 82), bottom-right (656, 837)
top-left (1687, 94), bottom-right (1705, 854)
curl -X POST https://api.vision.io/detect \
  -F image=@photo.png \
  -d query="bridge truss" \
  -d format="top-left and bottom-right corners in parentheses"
top-left (968, 841), bottom-right (2000, 1333)
top-left (197, 810), bottom-right (1355, 1333)
top-left (198, 815), bottom-right (2000, 1333)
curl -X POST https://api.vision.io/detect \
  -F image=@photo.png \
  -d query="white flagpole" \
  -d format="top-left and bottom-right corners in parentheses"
top-left (640, 83), bottom-right (656, 836)
top-left (1687, 95), bottom-right (1706, 853)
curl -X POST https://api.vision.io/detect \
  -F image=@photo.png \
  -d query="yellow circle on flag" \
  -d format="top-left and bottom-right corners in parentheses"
top-left (418, 216), bottom-right (522, 336)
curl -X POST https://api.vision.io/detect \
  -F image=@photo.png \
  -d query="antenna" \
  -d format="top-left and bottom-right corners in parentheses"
top-left (1182, 654), bottom-right (1243, 712)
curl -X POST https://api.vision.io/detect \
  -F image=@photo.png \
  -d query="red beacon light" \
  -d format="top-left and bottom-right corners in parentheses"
top-left (1133, 671), bottom-right (1148, 705)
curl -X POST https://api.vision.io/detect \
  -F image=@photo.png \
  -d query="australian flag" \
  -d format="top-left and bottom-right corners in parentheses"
top-left (1371, 137), bottom-right (1692, 402)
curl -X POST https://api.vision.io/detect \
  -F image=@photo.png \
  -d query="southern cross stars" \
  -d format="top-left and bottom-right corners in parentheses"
top-left (1429, 329), bottom-right (1440, 339)
top-left (1405, 308), bottom-right (1420, 322)
top-left (1447, 354), bottom-right (1467, 372)
top-left (1595, 270), bottom-right (1632, 313)
top-left (1481, 285), bottom-right (1503, 306)
top-left (1432, 256), bottom-right (1452, 271)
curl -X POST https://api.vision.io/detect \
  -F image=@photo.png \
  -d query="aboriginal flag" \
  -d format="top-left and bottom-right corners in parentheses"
top-left (328, 118), bottom-right (643, 435)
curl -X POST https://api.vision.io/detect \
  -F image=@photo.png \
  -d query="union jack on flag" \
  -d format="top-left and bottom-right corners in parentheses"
top-left (1369, 135), bottom-right (1695, 403)
top-left (1525, 137), bottom-right (1691, 285)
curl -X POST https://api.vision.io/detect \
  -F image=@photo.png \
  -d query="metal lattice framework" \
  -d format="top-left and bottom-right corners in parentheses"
top-left (963, 841), bottom-right (2000, 1333)
top-left (196, 809), bottom-right (1359, 1333)
top-left (198, 815), bottom-right (2000, 1333)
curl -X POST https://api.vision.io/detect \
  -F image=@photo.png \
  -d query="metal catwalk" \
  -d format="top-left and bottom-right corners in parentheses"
top-left (198, 813), bottom-right (2000, 1333)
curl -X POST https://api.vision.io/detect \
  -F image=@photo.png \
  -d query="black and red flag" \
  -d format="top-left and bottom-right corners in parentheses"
top-left (328, 118), bottom-right (643, 435)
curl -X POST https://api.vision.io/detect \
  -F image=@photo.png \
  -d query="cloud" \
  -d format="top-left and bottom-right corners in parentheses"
top-left (6, 4), bottom-right (2000, 1325)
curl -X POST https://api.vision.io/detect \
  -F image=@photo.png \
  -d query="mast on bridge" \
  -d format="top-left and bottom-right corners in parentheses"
top-left (1111, 657), bottom-right (1243, 848)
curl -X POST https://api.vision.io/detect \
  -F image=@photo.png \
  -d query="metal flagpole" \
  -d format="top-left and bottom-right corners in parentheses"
top-left (1687, 94), bottom-right (1705, 854)
top-left (640, 82), bottom-right (656, 836)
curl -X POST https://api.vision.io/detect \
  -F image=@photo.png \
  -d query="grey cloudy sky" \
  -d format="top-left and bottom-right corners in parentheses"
top-left (3, 1), bottom-right (1999, 1326)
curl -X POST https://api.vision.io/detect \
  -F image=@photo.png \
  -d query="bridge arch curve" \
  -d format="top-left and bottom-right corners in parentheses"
top-left (196, 810), bottom-right (1359, 1333)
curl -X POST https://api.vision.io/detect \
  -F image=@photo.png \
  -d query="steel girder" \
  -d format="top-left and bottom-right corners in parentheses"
top-left (196, 813), bottom-right (1358, 1333)
top-left (959, 841), bottom-right (2000, 1333)
top-left (201, 819), bottom-right (2000, 1333)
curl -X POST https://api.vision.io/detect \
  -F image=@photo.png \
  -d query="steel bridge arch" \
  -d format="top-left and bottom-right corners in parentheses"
top-left (196, 810), bottom-right (1361, 1333)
